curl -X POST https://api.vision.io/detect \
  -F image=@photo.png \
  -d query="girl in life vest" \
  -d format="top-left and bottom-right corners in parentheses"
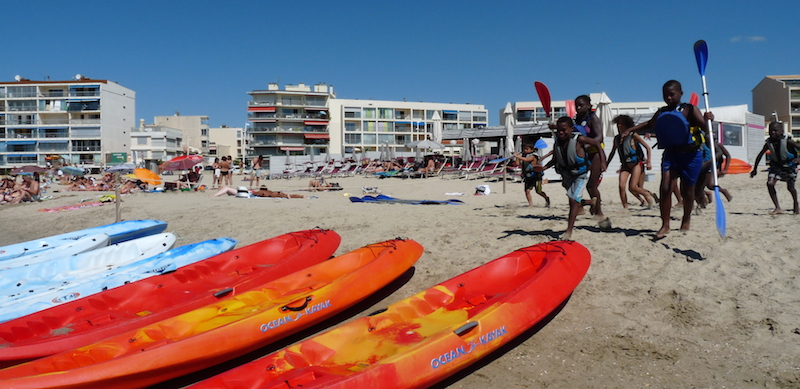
top-left (750, 122), bottom-right (800, 215)
top-left (626, 80), bottom-right (713, 239)
top-left (607, 115), bottom-right (656, 209)
top-left (574, 95), bottom-right (607, 220)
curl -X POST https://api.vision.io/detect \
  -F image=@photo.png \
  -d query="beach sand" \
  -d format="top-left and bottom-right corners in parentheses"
top-left (1, 171), bottom-right (798, 388)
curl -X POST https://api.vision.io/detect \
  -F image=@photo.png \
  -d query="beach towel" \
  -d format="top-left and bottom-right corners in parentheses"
top-left (349, 195), bottom-right (464, 205)
top-left (38, 201), bottom-right (104, 213)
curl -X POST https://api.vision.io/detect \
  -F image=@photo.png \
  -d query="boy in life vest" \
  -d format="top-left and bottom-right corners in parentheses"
top-left (544, 117), bottom-right (601, 240)
top-left (514, 143), bottom-right (550, 208)
top-left (750, 122), bottom-right (800, 215)
top-left (607, 115), bottom-right (655, 209)
top-left (627, 80), bottom-right (713, 239)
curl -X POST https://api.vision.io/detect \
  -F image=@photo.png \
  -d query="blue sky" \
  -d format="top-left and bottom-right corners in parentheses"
top-left (4, 0), bottom-right (797, 127)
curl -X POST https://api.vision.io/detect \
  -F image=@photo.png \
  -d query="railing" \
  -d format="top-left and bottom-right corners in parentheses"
top-left (248, 113), bottom-right (328, 120)
top-left (70, 91), bottom-right (100, 97)
top-left (72, 146), bottom-right (102, 152)
top-left (71, 119), bottom-right (101, 125)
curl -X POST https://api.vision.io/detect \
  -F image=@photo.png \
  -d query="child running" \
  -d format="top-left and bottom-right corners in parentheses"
top-left (573, 95), bottom-right (607, 219)
top-left (545, 117), bottom-right (601, 240)
top-left (514, 143), bottom-right (550, 208)
top-left (607, 115), bottom-right (655, 209)
top-left (627, 80), bottom-right (714, 238)
top-left (750, 122), bottom-right (800, 215)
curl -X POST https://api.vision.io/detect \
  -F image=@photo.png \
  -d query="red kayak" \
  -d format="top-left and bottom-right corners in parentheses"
top-left (725, 158), bottom-right (752, 174)
top-left (0, 238), bottom-right (422, 389)
top-left (188, 240), bottom-right (591, 389)
top-left (0, 229), bottom-right (340, 368)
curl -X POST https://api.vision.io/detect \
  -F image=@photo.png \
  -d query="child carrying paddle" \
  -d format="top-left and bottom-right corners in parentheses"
top-left (545, 117), bottom-right (601, 240)
top-left (750, 122), bottom-right (800, 215)
top-left (514, 143), bottom-right (550, 208)
top-left (627, 80), bottom-right (714, 239)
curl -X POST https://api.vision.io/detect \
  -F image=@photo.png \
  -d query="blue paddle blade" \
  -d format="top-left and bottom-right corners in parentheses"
top-left (714, 187), bottom-right (726, 237)
top-left (694, 40), bottom-right (708, 76)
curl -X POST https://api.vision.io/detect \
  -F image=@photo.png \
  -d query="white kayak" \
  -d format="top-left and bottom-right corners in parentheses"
top-left (0, 233), bottom-right (177, 304)
top-left (0, 220), bottom-right (168, 262)
top-left (0, 237), bottom-right (237, 323)
top-left (0, 233), bottom-right (110, 271)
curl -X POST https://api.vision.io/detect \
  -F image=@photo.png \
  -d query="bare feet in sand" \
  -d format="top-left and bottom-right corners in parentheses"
top-left (769, 208), bottom-right (783, 215)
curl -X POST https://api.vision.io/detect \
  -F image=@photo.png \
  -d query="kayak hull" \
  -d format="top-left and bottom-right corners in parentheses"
top-left (0, 238), bottom-right (422, 389)
top-left (0, 229), bottom-right (340, 367)
top-left (190, 240), bottom-right (591, 389)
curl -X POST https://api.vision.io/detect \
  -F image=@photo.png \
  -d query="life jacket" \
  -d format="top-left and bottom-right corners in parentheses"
top-left (555, 133), bottom-right (589, 176)
top-left (572, 112), bottom-right (594, 137)
top-left (522, 153), bottom-right (542, 179)
top-left (619, 133), bottom-right (642, 164)
top-left (767, 137), bottom-right (797, 168)
top-left (655, 103), bottom-right (697, 150)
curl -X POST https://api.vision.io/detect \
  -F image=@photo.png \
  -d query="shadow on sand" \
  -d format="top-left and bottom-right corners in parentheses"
top-left (149, 266), bottom-right (417, 389)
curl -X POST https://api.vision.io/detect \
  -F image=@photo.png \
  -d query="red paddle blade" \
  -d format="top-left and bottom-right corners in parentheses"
top-left (534, 81), bottom-right (552, 117)
top-left (565, 99), bottom-right (576, 118)
top-left (689, 92), bottom-right (699, 106)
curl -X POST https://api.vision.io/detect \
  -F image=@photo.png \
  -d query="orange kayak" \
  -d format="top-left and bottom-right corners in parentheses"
top-left (725, 158), bottom-right (752, 174)
top-left (0, 238), bottom-right (421, 389)
top-left (0, 229), bottom-right (341, 368)
top-left (189, 240), bottom-right (591, 389)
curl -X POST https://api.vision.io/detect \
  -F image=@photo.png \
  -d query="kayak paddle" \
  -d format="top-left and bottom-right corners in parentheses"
top-left (694, 39), bottom-right (727, 237)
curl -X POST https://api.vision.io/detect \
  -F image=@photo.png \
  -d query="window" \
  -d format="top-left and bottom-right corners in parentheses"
top-left (201, 140), bottom-right (208, 148)
top-left (363, 121), bottom-right (376, 132)
top-left (473, 112), bottom-right (487, 122)
top-left (345, 122), bottom-right (359, 132)
top-left (344, 107), bottom-right (361, 118)
top-left (378, 134), bottom-right (394, 144)
top-left (136, 137), bottom-right (147, 145)
top-left (378, 108), bottom-right (393, 119)
top-left (344, 133), bottom-right (361, 144)
top-left (201, 129), bottom-right (208, 136)
top-left (7, 101), bottom-right (36, 111)
top-left (7, 86), bottom-right (36, 98)
top-left (363, 108), bottom-right (375, 119)
top-left (376, 122), bottom-right (394, 132)
top-left (720, 123), bottom-right (743, 146)
top-left (516, 110), bottom-right (536, 122)
top-left (362, 134), bottom-right (376, 144)
top-left (458, 111), bottom-right (471, 121)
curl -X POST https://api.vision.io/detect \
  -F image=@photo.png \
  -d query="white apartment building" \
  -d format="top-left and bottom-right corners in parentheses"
top-left (246, 83), bottom-right (334, 159)
top-left (752, 75), bottom-right (800, 137)
top-left (154, 114), bottom-right (209, 155)
top-left (329, 99), bottom-right (487, 155)
top-left (0, 76), bottom-right (135, 171)
top-left (130, 119), bottom-right (184, 170)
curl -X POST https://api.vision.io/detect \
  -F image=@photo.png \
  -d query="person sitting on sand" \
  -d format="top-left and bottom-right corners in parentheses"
top-left (177, 168), bottom-right (201, 190)
top-left (417, 157), bottom-right (436, 178)
top-left (213, 186), bottom-right (304, 199)
top-left (7, 173), bottom-right (40, 204)
top-left (750, 122), bottom-right (800, 215)
top-left (308, 177), bottom-right (340, 191)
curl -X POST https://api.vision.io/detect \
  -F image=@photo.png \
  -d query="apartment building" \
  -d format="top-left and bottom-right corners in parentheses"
top-left (130, 119), bottom-right (184, 170)
top-left (246, 83), bottom-right (334, 158)
top-left (154, 114), bottom-right (209, 155)
top-left (208, 126), bottom-right (244, 163)
top-left (752, 75), bottom-right (800, 137)
top-left (0, 76), bottom-right (135, 170)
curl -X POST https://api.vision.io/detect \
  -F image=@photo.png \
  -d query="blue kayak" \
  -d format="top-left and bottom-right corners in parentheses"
top-left (0, 237), bottom-right (237, 323)
top-left (349, 194), bottom-right (464, 205)
top-left (0, 220), bottom-right (168, 262)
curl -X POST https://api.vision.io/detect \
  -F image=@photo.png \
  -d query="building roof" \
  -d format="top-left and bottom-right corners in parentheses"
top-left (0, 78), bottom-right (109, 85)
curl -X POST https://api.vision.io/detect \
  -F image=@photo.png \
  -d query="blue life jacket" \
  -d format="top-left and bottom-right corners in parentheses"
top-left (573, 112), bottom-right (594, 137)
top-left (655, 103), bottom-right (696, 150)
top-left (555, 133), bottom-right (589, 176)
top-left (522, 153), bottom-right (543, 179)
top-left (619, 133), bottom-right (642, 164)
top-left (767, 137), bottom-right (797, 168)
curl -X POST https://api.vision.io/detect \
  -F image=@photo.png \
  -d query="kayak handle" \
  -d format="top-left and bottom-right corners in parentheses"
top-left (282, 296), bottom-right (312, 312)
top-left (454, 321), bottom-right (479, 336)
top-left (213, 288), bottom-right (233, 298)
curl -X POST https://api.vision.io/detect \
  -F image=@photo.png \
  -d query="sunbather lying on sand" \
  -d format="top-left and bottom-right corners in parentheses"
top-left (213, 186), bottom-right (304, 198)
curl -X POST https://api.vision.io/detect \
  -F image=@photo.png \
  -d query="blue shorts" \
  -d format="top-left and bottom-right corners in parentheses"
top-left (562, 172), bottom-right (589, 202)
top-left (662, 149), bottom-right (703, 186)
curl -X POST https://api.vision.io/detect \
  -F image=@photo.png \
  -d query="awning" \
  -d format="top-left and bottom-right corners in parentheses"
top-left (280, 147), bottom-right (305, 151)
top-left (250, 119), bottom-right (277, 123)
top-left (38, 140), bottom-right (69, 143)
top-left (305, 107), bottom-right (328, 111)
top-left (5, 154), bottom-right (37, 158)
top-left (304, 121), bottom-right (328, 126)
top-left (442, 110), bottom-right (457, 114)
top-left (304, 133), bottom-right (329, 139)
top-left (413, 122), bottom-right (426, 126)
top-left (7, 140), bottom-right (36, 145)
top-left (247, 106), bottom-right (276, 112)
top-left (516, 107), bottom-right (536, 110)
top-left (395, 121), bottom-right (411, 124)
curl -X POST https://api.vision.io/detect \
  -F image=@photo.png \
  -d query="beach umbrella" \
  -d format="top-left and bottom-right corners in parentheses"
top-left (106, 163), bottom-right (136, 174)
top-left (515, 136), bottom-right (523, 154)
top-left (133, 168), bottom-right (162, 186)
top-left (389, 145), bottom-right (396, 161)
top-left (431, 110), bottom-right (442, 144)
top-left (504, 102), bottom-right (515, 158)
top-left (462, 138), bottom-right (472, 162)
top-left (10, 165), bottom-right (46, 175)
top-left (161, 155), bottom-right (204, 171)
top-left (596, 92), bottom-right (614, 136)
top-left (61, 166), bottom-right (85, 176)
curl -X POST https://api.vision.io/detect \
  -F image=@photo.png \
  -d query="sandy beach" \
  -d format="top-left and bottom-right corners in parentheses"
top-left (1, 170), bottom-right (798, 388)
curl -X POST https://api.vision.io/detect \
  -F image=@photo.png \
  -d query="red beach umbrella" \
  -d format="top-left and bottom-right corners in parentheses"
top-left (160, 155), bottom-right (204, 172)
